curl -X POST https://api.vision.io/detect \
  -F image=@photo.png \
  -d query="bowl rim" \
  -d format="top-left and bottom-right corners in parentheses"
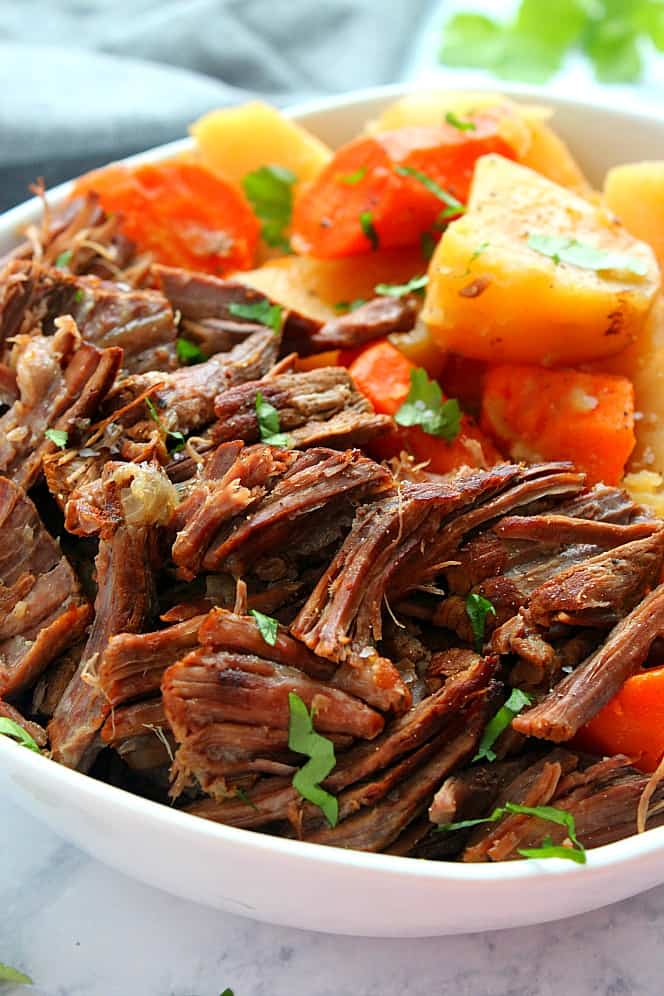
top-left (3, 79), bottom-right (664, 887)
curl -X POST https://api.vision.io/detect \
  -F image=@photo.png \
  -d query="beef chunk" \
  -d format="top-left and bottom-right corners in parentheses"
top-left (305, 295), bottom-right (420, 352)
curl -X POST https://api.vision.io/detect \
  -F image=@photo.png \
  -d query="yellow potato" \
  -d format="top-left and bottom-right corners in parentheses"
top-left (370, 91), bottom-right (589, 191)
top-left (604, 162), bottom-right (664, 271)
top-left (423, 155), bottom-right (660, 367)
top-left (237, 247), bottom-right (425, 322)
top-left (190, 101), bottom-right (332, 190)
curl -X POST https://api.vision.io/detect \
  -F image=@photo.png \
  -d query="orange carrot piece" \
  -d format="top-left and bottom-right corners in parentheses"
top-left (481, 365), bottom-right (635, 485)
top-left (291, 118), bottom-right (516, 259)
top-left (348, 340), bottom-right (500, 472)
top-left (294, 350), bottom-right (342, 372)
top-left (72, 161), bottom-right (259, 274)
top-left (576, 665), bottom-right (664, 773)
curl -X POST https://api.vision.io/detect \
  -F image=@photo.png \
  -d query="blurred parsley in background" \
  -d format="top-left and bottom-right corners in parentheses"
top-left (440, 0), bottom-right (664, 83)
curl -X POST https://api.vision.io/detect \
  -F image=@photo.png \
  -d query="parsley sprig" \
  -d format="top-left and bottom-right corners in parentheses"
top-left (45, 428), bottom-right (68, 450)
top-left (0, 717), bottom-right (41, 753)
top-left (395, 165), bottom-right (465, 220)
top-left (473, 688), bottom-right (533, 763)
top-left (242, 164), bottom-right (296, 251)
top-left (394, 368), bottom-right (461, 441)
top-left (255, 390), bottom-right (292, 448)
top-left (359, 211), bottom-right (379, 250)
top-left (445, 110), bottom-right (477, 132)
top-left (374, 274), bottom-right (428, 297)
top-left (176, 337), bottom-right (204, 365)
top-left (250, 608), bottom-right (279, 646)
top-left (145, 397), bottom-right (185, 453)
top-left (465, 593), bottom-right (496, 653)
top-left (288, 692), bottom-right (338, 827)
top-left (437, 801), bottom-right (587, 863)
top-left (0, 962), bottom-right (33, 985)
top-left (527, 233), bottom-right (647, 277)
top-left (228, 299), bottom-right (284, 334)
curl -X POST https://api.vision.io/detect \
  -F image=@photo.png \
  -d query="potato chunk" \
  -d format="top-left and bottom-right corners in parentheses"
top-left (191, 101), bottom-right (331, 190)
top-left (604, 162), bottom-right (664, 271)
top-left (423, 155), bottom-right (659, 366)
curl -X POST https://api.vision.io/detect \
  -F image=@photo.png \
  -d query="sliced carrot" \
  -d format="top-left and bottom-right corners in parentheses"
top-left (481, 365), bottom-right (635, 486)
top-left (291, 118), bottom-right (516, 258)
top-left (294, 350), bottom-right (342, 372)
top-left (576, 665), bottom-right (664, 773)
top-left (348, 340), bottom-right (500, 472)
top-left (72, 161), bottom-right (259, 274)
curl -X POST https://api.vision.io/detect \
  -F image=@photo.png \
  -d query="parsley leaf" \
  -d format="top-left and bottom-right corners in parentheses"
top-left (359, 211), bottom-right (379, 251)
top-left (395, 164), bottom-right (465, 217)
top-left (55, 249), bottom-right (73, 269)
top-left (333, 298), bottom-right (367, 314)
top-left (420, 231), bottom-right (436, 262)
top-left (394, 368), bottom-right (461, 441)
top-left (45, 428), bottom-right (68, 450)
top-left (338, 166), bottom-right (367, 185)
top-left (228, 299), bottom-right (284, 334)
top-left (437, 801), bottom-right (586, 862)
top-left (145, 397), bottom-right (186, 453)
top-left (242, 164), bottom-right (296, 251)
top-left (375, 274), bottom-right (428, 297)
top-left (518, 836), bottom-right (587, 864)
top-left (528, 233), bottom-right (647, 276)
top-left (250, 608), bottom-right (279, 647)
top-left (255, 390), bottom-right (292, 448)
top-left (0, 962), bottom-right (33, 985)
top-left (0, 717), bottom-right (41, 753)
top-left (465, 592), bottom-right (496, 653)
top-left (288, 692), bottom-right (338, 827)
top-left (445, 111), bottom-right (476, 132)
top-left (473, 688), bottom-right (533, 763)
top-left (176, 337), bottom-right (203, 365)
top-left (235, 786), bottom-right (259, 811)
top-left (220, 989), bottom-right (235, 996)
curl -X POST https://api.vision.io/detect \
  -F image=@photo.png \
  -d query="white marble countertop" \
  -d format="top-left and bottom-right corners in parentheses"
top-left (3, 795), bottom-right (664, 996)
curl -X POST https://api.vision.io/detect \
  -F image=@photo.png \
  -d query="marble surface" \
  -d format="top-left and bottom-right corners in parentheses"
top-left (2, 795), bottom-right (664, 996)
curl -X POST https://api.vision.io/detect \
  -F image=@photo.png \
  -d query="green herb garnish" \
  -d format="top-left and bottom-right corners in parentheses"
top-left (473, 688), bottom-right (533, 763)
top-left (338, 166), bottom-right (367, 185)
top-left (44, 428), bottom-right (68, 450)
top-left (250, 608), bottom-right (279, 647)
top-left (145, 397), bottom-right (185, 453)
top-left (437, 801), bottom-right (586, 863)
top-left (255, 390), bottom-right (292, 448)
top-left (394, 368), bottom-right (461, 441)
top-left (333, 298), bottom-right (366, 314)
top-left (73, 288), bottom-right (84, 303)
top-left (465, 593), bottom-right (496, 653)
top-left (359, 211), bottom-right (379, 251)
top-left (228, 299), bottom-right (284, 334)
top-left (439, 0), bottom-right (656, 85)
top-left (445, 110), bottom-right (477, 132)
top-left (176, 337), bottom-right (204, 365)
top-left (395, 165), bottom-right (465, 219)
top-left (375, 274), bottom-right (428, 298)
top-left (55, 249), bottom-right (72, 269)
top-left (220, 989), bottom-right (235, 996)
top-left (0, 962), bottom-right (33, 985)
top-left (420, 231), bottom-right (436, 262)
top-left (527, 233), bottom-right (647, 277)
top-left (288, 692), bottom-right (338, 827)
top-left (0, 718), bottom-right (41, 753)
top-left (242, 164), bottom-right (296, 251)
top-left (234, 786), bottom-right (259, 811)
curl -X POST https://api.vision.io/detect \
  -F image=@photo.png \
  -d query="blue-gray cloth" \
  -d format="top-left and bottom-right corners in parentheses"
top-left (0, 0), bottom-right (433, 210)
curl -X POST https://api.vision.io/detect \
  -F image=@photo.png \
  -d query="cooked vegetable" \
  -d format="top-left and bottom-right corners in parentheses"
top-left (577, 665), bottom-right (664, 773)
top-left (190, 101), bottom-right (332, 188)
top-left (73, 161), bottom-right (259, 274)
top-left (291, 122), bottom-right (516, 258)
top-left (604, 161), bottom-right (664, 271)
top-left (481, 364), bottom-right (635, 485)
top-left (424, 155), bottom-right (659, 366)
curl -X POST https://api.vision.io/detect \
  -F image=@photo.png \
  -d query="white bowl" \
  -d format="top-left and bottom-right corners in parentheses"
top-left (2, 83), bottom-right (664, 938)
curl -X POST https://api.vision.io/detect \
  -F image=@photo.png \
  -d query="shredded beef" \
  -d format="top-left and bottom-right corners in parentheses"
top-left (305, 295), bottom-right (420, 352)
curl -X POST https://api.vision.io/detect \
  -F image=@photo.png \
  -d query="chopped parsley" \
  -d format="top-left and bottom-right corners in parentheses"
top-left (394, 368), bottom-right (461, 441)
top-left (250, 608), bottom-right (279, 647)
top-left (359, 211), bottom-right (379, 251)
top-left (395, 165), bottom-right (465, 219)
top-left (220, 989), bottom-right (235, 996)
top-left (242, 164), bottom-right (296, 251)
top-left (55, 249), bottom-right (72, 269)
top-left (375, 274), bottom-right (428, 297)
top-left (439, 0), bottom-right (664, 85)
top-left (527, 233), bottom-right (647, 277)
top-left (473, 688), bottom-right (533, 763)
top-left (338, 166), bottom-right (367, 185)
top-left (255, 390), bottom-right (292, 448)
top-left (228, 299), bottom-right (284, 334)
top-left (176, 337), bottom-right (204, 365)
top-left (0, 962), bottom-right (33, 985)
top-left (437, 801), bottom-right (587, 863)
top-left (235, 786), bottom-right (258, 811)
top-left (73, 288), bottom-right (85, 303)
top-left (0, 717), bottom-right (41, 753)
top-left (145, 397), bottom-right (185, 453)
top-left (465, 593), bottom-right (496, 653)
top-left (44, 428), bottom-right (68, 450)
top-left (288, 692), bottom-right (338, 827)
top-left (445, 110), bottom-right (477, 132)
top-left (333, 298), bottom-right (367, 314)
